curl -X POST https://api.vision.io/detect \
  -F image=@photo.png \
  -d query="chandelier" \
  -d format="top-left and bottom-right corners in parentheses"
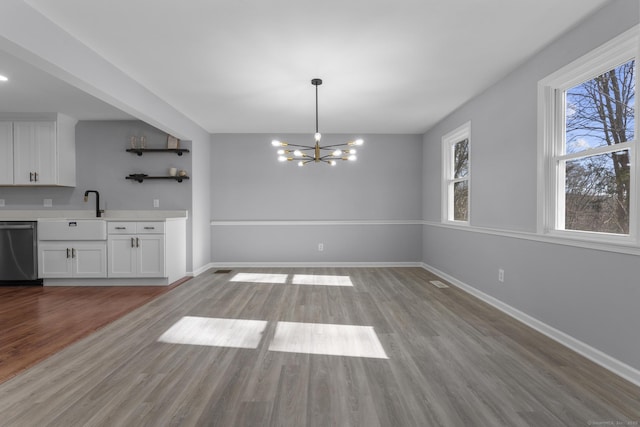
top-left (271, 78), bottom-right (363, 166)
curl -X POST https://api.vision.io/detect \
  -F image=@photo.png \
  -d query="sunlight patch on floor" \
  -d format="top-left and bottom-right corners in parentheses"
top-left (268, 321), bottom-right (388, 359)
top-left (229, 272), bottom-right (354, 287)
top-left (158, 316), bottom-right (267, 349)
top-left (229, 272), bottom-right (288, 284)
top-left (291, 274), bottom-right (353, 287)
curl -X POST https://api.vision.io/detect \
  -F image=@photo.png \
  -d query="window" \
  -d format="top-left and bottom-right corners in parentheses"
top-left (538, 26), bottom-right (638, 242)
top-left (442, 121), bottom-right (470, 224)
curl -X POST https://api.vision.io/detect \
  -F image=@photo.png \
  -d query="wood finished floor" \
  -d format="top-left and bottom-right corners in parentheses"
top-left (0, 267), bottom-right (638, 426)
top-left (0, 279), bottom-right (187, 384)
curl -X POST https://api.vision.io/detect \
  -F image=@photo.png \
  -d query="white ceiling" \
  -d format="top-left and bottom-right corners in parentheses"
top-left (9, 0), bottom-right (611, 134)
top-left (0, 49), bottom-right (134, 121)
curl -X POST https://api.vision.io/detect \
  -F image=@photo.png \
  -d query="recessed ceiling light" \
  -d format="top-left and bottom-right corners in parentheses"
top-left (0, 75), bottom-right (8, 82)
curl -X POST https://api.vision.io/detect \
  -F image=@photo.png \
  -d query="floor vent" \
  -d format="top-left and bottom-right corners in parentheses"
top-left (429, 280), bottom-right (449, 289)
top-left (214, 269), bottom-right (232, 274)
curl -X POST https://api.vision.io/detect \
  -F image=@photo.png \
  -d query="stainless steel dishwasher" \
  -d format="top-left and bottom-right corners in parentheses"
top-left (0, 221), bottom-right (42, 285)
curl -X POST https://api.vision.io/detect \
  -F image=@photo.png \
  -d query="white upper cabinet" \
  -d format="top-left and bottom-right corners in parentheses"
top-left (13, 121), bottom-right (57, 185)
top-left (0, 113), bottom-right (77, 187)
top-left (0, 122), bottom-right (13, 185)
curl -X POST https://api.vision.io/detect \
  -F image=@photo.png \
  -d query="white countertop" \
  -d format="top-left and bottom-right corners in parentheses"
top-left (0, 210), bottom-right (188, 221)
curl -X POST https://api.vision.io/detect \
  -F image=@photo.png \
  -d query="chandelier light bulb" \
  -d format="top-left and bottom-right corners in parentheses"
top-left (298, 161), bottom-right (305, 167)
top-left (277, 149), bottom-right (285, 155)
top-left (294, 150), bottom-right (303, 157)
top-left (315, 132), bottom-right (322, 142)
top-left (332, 150), bottom-right (342, 156)
top-left (354, 139), bottom-right (364, 146)
top-left (348, 155), bottom-right (357, 161)
top-left (278, 156), bottom-right (287, 162)
top-left (349, 149), bottom-right (356, 154)
top-left (272, 140), bottom-right (284, 147)
top-left (329, 160), bottom-right (337, 166)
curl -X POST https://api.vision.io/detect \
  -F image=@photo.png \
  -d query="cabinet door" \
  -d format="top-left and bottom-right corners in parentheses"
top-left (39, 243), bottom-right (73, 278)
top-left (137, 235), bottom-right (165, 277)
top-left (107, 236), bottom-right (137, 277)
top-left (13, 121), bottom-right (57, 185)
top-left (72, 242), bottom-right (107, 278)
top-left (0, 122), bottom-right (13, 184)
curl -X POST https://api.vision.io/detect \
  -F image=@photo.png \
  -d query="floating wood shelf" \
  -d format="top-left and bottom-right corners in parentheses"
top-left (126, 175), bottom-right (190, 183)
top-left (126, 148), bottom-right (190, 156)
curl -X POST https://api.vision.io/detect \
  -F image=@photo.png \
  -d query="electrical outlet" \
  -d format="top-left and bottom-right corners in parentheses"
top-left (43, 199), bottom-right (53, 208)
top-left (0, 199), bottom-right (4, 207)
top-left (498, 268), bottom-right (505, 283)
top-left (318, 243), bottom-right (324, 251)
top-left (153, 199), bottom-right (160, 208)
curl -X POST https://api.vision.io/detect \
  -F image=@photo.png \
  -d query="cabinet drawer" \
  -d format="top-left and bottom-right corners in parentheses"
top-left (136, 222), bottom-right (164, 234)
top-left (108, 222), bottom-right (136, 234)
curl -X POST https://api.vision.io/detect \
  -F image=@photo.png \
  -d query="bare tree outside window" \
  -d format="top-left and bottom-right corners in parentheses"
top-left (442, 122), bottom-right (470, 224)
top-left (564, 59), bottom-right (635, 234)
top-left (453, 139), bottom-right (469, 221)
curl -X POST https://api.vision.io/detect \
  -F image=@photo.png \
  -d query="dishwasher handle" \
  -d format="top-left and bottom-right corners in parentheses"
top-left (0, 224), bottom-right (35, 230)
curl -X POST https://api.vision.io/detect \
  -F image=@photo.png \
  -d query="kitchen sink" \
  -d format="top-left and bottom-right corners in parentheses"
top-left (38, 219), bottom-right (107, 240)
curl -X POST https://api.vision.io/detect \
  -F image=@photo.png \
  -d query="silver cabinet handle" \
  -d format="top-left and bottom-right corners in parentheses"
top-left (143, 227), bottom-right (155, 230)
top-left (72, 248), bottom-right (76, 258)
top-left (136, 237), bottom-right (140, 247)
top-left (34, 172), bottom-right (39, 182)
top-left (131, 237), bottom-right (135, 248)
top-left (29, 172), bottom-right (34, 182)
top-left (66, 248), bottom-right (70, 258)
top-left (115, 227), bottom-right (126, 230)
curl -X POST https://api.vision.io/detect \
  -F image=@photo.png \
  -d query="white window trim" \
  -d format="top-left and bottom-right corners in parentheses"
top-left (441, 121), bottom-right (471, 225)
top-left (537, 25), bottom-right (639, 248)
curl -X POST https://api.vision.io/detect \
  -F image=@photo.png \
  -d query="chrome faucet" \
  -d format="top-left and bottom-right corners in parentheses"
top-left (83, 190), bottom-right (104, 217)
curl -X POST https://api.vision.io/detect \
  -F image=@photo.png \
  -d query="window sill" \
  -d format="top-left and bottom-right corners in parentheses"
top-left (545, 229), bottom-right (635, 246)
top-left (441, 220), bottom-right (470, 227)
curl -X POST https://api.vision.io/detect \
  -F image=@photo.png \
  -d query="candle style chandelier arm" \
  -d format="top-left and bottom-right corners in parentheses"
top-left (271, 78), bottom-right (363, 167)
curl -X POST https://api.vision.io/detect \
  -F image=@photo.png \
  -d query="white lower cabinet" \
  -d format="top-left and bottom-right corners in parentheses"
top-left (107, 234), bottom-right (165, 277)
top-left (37, 218), bottom-right (185, 285)
top-left (39, 242), bottom-right (107, 278)
top-left (107, 222), bottom-right (165, 278)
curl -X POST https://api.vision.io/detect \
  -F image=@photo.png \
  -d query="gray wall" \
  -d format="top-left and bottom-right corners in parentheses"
top-left (210, 133), bottom-right (423, 263)
top-left (0, 120), bottom-right (195, 270)
top-left (75, 121), bottom-right (192, 213)
top-left (422, 0), bottom-right (640, 371)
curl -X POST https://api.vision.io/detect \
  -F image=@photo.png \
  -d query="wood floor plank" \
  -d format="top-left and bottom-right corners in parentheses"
top-left (269, 361), bottom-right (309, 427)
top-left (0, 267), bottom-right (638, 426)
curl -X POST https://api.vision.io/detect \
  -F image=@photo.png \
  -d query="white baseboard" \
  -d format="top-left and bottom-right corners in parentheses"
top-left (420, 263), bottom-right (640, 388)
top-left (191, 262), bottom-right (215, 277)
top-left (43, 277), bottom-right (173, 286)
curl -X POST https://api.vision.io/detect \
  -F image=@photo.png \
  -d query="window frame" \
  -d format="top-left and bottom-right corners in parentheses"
top-left (537, 25), bottom-right (639, 245)
top-left (441, 121), bottom-right (471, 225)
